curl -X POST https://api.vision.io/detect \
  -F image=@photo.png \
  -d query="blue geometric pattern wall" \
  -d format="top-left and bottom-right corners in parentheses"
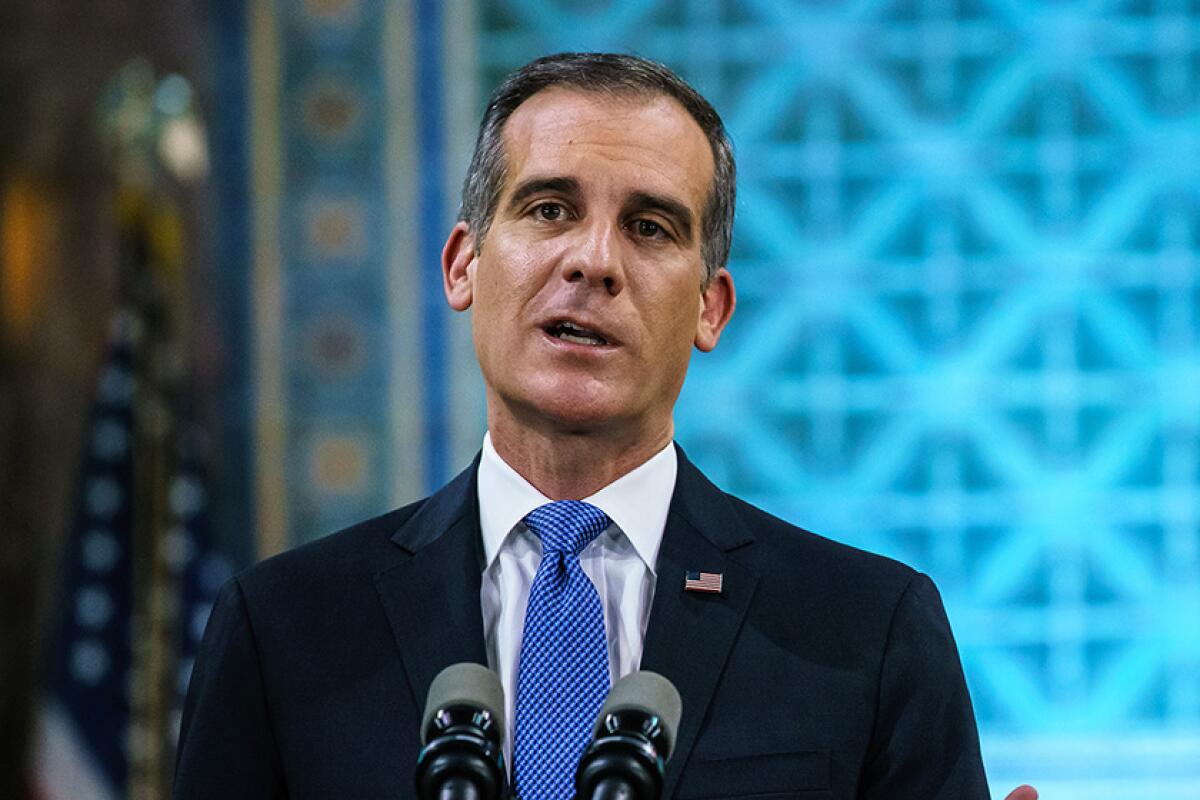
top-left (476, 0), bottom-right (1200, 795)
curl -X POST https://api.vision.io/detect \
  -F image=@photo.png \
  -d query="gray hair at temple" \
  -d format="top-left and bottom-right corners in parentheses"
top-left (457, 52), bottom-right (736, 288)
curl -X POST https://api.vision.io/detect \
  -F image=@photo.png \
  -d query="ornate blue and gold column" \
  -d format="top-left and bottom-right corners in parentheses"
top-left (245, 0), bottom-right (483, 552)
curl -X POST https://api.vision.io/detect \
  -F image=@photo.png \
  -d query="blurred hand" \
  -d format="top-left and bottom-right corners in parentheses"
top-left (1004, 785), bottom-right (1038, 800)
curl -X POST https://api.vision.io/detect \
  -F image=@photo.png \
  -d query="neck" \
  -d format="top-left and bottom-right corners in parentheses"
top-left (487, 409), bottom-right (673, 500)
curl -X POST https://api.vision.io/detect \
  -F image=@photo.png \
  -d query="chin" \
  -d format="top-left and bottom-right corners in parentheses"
top-left (533, 399), bottom-right (625, 431)
top-left (513, 386), bottom-right (635, 432)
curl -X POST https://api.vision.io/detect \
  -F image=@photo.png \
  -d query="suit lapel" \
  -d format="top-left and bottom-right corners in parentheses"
top-left (641, 447), bottom-right (760, 799)
top-left (374, 459), bottom-right (489, 718)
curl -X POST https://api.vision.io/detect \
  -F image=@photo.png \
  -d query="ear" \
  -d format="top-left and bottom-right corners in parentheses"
top-left (694, 268), bottom-right (735, 352)
top-left (442, 221), bottom-right (477, 311)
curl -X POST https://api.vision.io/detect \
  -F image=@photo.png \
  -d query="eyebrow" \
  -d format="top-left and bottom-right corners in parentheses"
top-left (503, 177), bottom-right (697, 243)
top-left (505, 176), bottom-right (582, 212)
top-left (625, 191), bottom-right (695, 244)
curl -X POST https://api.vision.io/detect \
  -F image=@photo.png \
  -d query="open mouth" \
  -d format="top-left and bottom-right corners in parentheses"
top-left (545, 320), bottom-right (610, 346)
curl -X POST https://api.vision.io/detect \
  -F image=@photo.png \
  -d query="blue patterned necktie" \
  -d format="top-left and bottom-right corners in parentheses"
top-left (512, 500), bottom-right (611, 800)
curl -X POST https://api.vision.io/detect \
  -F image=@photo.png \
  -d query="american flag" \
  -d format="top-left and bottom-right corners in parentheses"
top-left (37, 310), bottom-right (138, 800)
top-left (684, 570), bottom-right (724, 594)
top-left (36, 310), bottom-right (234, 800)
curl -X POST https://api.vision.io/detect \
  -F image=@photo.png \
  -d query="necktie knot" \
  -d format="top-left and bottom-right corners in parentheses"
top-left (523, 500), bottom-right (609, 557)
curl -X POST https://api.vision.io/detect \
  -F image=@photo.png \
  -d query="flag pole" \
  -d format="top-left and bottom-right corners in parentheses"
top-left (97, 58), bottom-right (207, 800)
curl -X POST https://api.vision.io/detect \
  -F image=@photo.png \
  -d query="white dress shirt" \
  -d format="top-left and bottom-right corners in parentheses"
top-left (477, 432), bottom-right (677, 768)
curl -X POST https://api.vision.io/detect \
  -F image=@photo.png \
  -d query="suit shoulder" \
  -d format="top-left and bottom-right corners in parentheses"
top-left (723, 492), bottom-right (920, 601)
top-left (234, 499), bottom-right (426, 598)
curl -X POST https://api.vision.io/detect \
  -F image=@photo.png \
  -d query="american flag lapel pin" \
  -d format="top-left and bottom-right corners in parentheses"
top-left (684, 569), bottom-right (724, 595)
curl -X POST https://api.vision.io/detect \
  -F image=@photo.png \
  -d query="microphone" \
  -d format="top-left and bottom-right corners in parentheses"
top-left (575, 671), bottom-right (683, 800)
top-left (415, 663), bottom-right (508, 800)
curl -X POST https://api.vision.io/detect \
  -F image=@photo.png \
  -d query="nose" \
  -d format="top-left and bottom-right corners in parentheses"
top-left (559, 218), bottom-right (624, 296)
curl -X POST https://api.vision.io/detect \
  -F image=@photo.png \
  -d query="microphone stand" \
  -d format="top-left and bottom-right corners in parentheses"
top-left (584, 777), bottom-right (639, 800)
top-left (437, 776), bottom-right (482, 800)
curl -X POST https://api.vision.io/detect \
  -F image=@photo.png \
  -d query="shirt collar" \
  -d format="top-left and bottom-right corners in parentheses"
top-left (477, 432), bottom-right (676, 576)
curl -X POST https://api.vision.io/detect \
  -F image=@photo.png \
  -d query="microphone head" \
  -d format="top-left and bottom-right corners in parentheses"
top-left (594, 671), bottom-right (682, 759)
top-left (421, 663), bottom-right (505, 746)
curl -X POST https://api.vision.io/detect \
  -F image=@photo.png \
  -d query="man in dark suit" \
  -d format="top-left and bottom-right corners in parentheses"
top-left (176, 53), bottom-right (1034, 799)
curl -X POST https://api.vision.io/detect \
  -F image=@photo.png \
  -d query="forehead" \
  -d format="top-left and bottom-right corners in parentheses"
top-left (498, 87), bottom-right (714, 211)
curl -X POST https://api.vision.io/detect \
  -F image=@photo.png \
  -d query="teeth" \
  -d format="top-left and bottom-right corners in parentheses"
top-left (552, 322), bottom-right (606, 345)
top-left (560, 331), bottom-right (602, 345)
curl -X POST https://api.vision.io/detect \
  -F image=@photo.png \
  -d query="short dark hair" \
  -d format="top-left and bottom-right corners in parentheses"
top-left (458, 52), bottom-right (736, 287)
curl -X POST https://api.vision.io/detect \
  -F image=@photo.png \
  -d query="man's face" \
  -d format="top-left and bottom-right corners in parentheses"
top-left (443, 88), bottom-right (734, 438)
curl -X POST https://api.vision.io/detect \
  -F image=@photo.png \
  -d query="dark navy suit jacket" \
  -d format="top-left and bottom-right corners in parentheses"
top-left (175, 447), bottom-right (990, 798)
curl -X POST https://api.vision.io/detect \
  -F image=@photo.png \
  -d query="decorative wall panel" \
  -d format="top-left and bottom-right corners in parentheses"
top-left (243, 0), bottom-right (482, 549)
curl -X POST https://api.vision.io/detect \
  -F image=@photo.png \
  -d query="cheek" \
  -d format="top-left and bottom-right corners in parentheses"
top-left (475, 244), bottom-right (551, 312)
top-left (645, 279), bottom-right (702, 337)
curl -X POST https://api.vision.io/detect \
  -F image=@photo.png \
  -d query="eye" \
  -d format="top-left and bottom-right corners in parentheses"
top-left (534, 202), bottom-right (565, 221)
top-left (633, 219), bottom-right (667, 239)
